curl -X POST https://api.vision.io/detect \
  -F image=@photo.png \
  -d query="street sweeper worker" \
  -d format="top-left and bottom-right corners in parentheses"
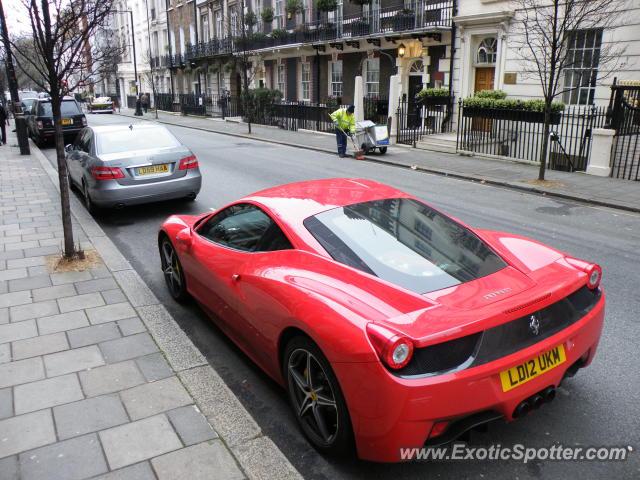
top-left (330, 104), bottom-right (356, 158)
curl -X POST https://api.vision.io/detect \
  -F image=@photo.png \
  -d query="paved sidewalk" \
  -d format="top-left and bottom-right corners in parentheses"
top-left (116, 108), bottom-right (640, 213)
top-left (0, 132), bottom-right (301, 479)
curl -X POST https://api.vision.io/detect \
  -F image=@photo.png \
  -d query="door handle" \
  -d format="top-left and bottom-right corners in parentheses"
top-left (231, 274), bottom-right (241, 283)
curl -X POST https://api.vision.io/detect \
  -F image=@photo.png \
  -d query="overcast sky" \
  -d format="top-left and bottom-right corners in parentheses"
top-left (4, 1), bottom-right (34, 36)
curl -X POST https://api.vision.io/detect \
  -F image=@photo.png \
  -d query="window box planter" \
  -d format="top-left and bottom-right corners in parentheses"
top-left (417, 95), bottom-right (452, 106)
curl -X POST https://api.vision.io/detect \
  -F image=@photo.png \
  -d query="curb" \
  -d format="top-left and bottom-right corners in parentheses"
top-left (30, 139), bottom-right (303, 480)
top-left (116, 111), bottom-right (640, 215)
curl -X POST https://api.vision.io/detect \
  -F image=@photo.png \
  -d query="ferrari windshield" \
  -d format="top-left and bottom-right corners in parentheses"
top-left (304, 198), bottom-right (507, 294)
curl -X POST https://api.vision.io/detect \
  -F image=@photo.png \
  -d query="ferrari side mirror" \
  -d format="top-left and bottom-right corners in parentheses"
top-left (176, 227), bottom-right (192, 247)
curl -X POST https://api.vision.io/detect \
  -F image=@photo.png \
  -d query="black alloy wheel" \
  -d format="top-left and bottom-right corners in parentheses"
top-left (160, 237), bottom-right (189, 302)
top-left (284, 336), bottom-right (354, 456)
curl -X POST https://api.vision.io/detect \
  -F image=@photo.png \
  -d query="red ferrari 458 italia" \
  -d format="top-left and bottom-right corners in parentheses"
top-left (158, 178), bottom-right (605, 462)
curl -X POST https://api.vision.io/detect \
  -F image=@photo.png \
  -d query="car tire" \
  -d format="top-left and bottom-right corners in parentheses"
top-left (283, 336), bottom-right (355, 457)
top-left (159, 236), bottom-right (189, 303)
top-left (82, 181), bottom-right (100, 216)
top-left (35, 135), bottom-right (45, 148)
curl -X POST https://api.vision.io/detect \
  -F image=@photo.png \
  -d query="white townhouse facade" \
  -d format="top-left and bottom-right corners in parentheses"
top-left (452, 0), bottom-right (640, 106)
top-left (112, 0), bottom-right (172, 106)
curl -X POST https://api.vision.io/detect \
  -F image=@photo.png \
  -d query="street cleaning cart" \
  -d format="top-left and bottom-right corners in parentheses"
top-left (354, 120), bottom-right (390, 155)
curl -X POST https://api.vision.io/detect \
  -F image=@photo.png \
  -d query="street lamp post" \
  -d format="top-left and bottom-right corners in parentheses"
top-left (112, 9), bottom-right (142, 115)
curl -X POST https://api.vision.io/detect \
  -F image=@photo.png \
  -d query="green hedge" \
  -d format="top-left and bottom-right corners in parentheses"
top-left (463, 91), bottom-right (564, 113)
top-left (416, 87), bottom-right (449, 98)
top-left (270, 28), bottom-right (288, 39)
top-left (474, 89), bottom-right (507, 100)
top-left (241, 88), bottom-right (283, 124)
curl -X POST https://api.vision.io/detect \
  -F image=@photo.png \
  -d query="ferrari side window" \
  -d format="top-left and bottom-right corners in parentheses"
top-left (254, 222), bottom-right (293, 252)
top-left (197, 203), bottom-right (284, 252)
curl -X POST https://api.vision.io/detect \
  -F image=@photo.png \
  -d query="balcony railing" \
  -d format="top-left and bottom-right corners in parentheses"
top-left (168, 1), bottom-right (451, 65)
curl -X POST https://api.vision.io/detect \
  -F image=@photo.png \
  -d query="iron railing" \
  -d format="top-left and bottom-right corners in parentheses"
top-left (153, 93), bottom-right (243, 118)
top-left (456, 101), bottom-right (608, 172)
top-left (155, 92), bottom-right (178, 112)
top-left (126, 95), bottom-right (137, 109)
top-left (151, 93), bottom-right (387, 132)
top-left (608, 82), bottom-right (640, 180)
top-left (364, 96), bottom-right (389, 125)
top-left (396, 96), bottom-right (454, 145)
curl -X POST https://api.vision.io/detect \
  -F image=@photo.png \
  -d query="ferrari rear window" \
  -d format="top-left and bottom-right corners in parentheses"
top-left (304, 198), bottom-right (507, 294)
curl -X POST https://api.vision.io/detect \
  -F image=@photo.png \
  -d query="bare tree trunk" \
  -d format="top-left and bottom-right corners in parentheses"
top-left (50, 93), bottom-right (75, 258)
top-left (538, 108), bottom-right (552, 181)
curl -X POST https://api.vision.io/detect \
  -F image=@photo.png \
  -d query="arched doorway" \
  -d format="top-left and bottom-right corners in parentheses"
top-left (408, 59), bottom-right (425, 99)
top-left (474, 37), bottom-right (497, 92)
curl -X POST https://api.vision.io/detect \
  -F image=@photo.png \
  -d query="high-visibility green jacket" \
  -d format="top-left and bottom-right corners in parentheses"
top-left (330, 108), bottom-right (356, 133)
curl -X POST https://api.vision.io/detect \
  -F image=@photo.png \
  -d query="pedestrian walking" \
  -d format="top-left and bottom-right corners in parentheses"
top-left (329, 104), bottom-right (356, 158)
top-left (0, 103), bottom-right (8, 145)
top-left (141, 93), bottom-right (149, 113)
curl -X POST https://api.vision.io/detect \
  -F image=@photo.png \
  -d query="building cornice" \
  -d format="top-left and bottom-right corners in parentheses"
top-left (453, 11), bottom-right (514, 27)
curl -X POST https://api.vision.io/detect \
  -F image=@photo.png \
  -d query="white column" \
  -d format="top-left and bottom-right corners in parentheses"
top-left (586, 128), bottom-right (615, 177)
top-left (388, 74), bottom-right (401, 144)
top-left (354, 76), bottom-right (364, 122)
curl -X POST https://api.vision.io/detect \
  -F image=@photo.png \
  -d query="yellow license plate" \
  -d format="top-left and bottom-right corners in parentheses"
top-left (500, 344), bottom-right (566, 392)
top-left (62, 119), bottom-right (72, 125)
top-left (136, 164), bottom-right (169, 175)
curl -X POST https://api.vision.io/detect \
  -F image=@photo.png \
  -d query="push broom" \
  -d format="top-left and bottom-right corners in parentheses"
top-left (332, 118), bottom-right (366, 160)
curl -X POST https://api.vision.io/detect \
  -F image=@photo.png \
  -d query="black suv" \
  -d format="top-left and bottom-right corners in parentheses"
top-left (29, 97), bottom-right (86, 147)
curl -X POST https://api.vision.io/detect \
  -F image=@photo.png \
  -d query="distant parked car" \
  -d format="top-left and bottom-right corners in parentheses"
top-left (65, 123), bottom-right (201, 214)
top-left (18, 91), bottom-right (38, 100)
top-left (28, 97), bottom-right (86, 147)
top-left (20, 97), bottom-right (38, 115)
top-left (89, 96), bottom-right (114, 114)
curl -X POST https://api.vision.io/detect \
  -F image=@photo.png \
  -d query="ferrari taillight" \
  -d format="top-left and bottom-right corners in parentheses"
top-left (366, 323), bottom-right (414, 370)
top-left (586, 264), bottom-right (602, 290)
top-left (565, 257), bottom-right (602, 290)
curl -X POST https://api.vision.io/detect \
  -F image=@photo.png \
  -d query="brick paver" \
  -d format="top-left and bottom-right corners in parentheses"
top-left (0, 135), bottom-right (247, 479)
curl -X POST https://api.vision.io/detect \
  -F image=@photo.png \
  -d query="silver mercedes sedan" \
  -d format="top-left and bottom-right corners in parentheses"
top-left (65, 124), bottom-right (201, 214)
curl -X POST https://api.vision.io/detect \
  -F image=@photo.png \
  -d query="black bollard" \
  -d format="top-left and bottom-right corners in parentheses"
top-left (14, 115), bottom-right (30, 155)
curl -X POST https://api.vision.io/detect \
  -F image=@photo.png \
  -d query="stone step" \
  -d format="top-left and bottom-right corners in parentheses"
top-left (415, 139), bottom-right (458, 154)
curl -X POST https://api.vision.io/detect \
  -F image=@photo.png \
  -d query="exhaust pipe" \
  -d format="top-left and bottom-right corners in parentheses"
top-left (541, 386), bottom-right (556, 403)
top-left (513, 401), bottom-right (531, 418)
top-left (530, 394), bottom-right (544, 410)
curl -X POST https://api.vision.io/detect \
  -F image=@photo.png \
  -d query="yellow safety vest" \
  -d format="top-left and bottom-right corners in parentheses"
top-left (330, 108), bottom-right (356, 133)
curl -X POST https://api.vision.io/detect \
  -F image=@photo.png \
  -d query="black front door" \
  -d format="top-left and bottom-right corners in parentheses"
top-left (408, 76), bottom-right (423, 129)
